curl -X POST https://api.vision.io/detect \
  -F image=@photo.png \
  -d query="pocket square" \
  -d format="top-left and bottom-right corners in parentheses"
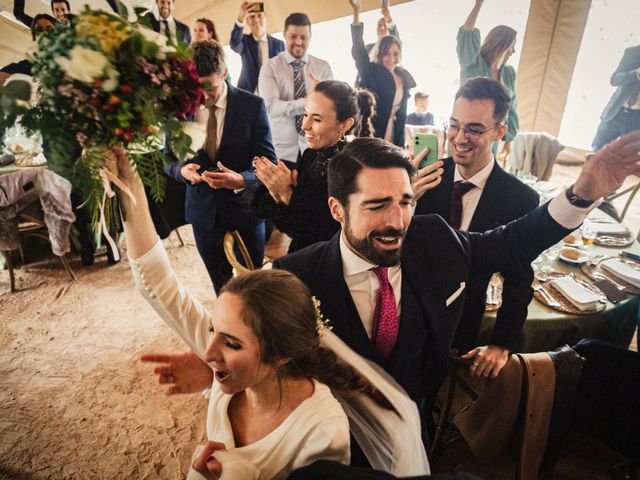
top-left (446, 282), bottom-right (466, 306)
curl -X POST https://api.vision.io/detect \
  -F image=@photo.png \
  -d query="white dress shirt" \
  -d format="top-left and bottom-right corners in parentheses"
top-left (336, 190), bottom-right (595, 339)
top-left (195, 81), bottom-right (228, 149)
top-left (258, 50), bottom-right (333, 163)
top-left (453, 157), bottom-right (495, 231)
top-left (340, 234), bottom-right (402, 339)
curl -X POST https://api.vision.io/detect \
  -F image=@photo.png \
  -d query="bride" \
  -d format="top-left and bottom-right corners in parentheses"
top-left (112, 147), bottom-right (429, 479)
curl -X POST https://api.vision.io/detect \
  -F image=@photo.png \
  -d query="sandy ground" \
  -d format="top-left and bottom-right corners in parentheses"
top-left (0, 232), bottom-right (212, 480)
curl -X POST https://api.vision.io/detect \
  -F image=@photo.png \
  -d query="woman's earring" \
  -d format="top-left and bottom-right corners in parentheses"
top-left (339, 131), bottom-right (347, 142)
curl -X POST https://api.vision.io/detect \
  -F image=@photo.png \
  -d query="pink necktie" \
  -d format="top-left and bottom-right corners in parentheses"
top-left (372, 266), bottom-right (398, 358)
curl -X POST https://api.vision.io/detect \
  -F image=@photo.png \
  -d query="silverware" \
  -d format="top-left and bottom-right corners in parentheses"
top-left (532, 280), bottom-right (561, 307)
top-left (590, 270), bottom-right (626, 291)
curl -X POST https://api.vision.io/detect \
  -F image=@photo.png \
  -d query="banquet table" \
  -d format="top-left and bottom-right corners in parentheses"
top-left (479, 207), bottom-right (640, 353)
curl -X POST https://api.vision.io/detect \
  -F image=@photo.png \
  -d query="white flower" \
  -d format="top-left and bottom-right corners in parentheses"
top-left (101, 67), bottom-right (120, 92)
top-left (56, 46), bottom-right (110, 83)
top-left (138, 26), bottom-right (177, 58)
top-left (182, 121), bottom-right (207, 158)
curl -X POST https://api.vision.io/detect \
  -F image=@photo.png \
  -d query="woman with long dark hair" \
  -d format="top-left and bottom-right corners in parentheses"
top-left (458, 0), bottom-right (519, 156)
top-left (349, 0), bottom-right (416, 148)
top-left (252, 80), bottom-right (376, 253)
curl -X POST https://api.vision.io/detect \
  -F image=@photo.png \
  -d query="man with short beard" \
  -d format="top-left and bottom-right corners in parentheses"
top-left (258, 13), bottom-right (333, 167)
top-left (146, 0), bottom-right (191, 44)
top-left (272, 132), bottom-right (640, 444)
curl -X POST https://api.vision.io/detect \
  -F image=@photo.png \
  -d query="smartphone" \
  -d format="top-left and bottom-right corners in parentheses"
top-left (251, 2), bottom-right (264, 12)
top-left (413, 133), bottom-right (439, 169)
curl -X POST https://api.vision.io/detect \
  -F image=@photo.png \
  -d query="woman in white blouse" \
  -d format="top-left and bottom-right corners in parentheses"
top-left (109, 148), bottom-right (427, 479)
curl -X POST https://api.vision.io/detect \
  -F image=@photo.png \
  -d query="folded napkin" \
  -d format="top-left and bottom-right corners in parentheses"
top-left (586, 222), bottom-right (630, 238)
top-left (601, 259), bottom-right (640, 288)
top-left (549, 276), bottom-right (600, 311)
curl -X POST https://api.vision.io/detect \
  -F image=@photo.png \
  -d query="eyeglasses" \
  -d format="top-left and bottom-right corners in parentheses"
top-left (444, 122), bottom-right (503, 140)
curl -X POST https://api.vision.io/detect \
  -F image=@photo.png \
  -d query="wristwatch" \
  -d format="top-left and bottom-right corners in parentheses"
top-left (565, 185), bottom-right (595, 208)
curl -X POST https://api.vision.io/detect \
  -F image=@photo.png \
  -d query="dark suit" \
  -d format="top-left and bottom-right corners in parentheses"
top-left (146, 14), bottom-right (192, 45)
top-left (415, 158), bottom-right (539, 352)
top-left (167, 84), bottom-right (276, 291)
top-left (229, 23), bottom-right (284, 93)
top-left (273, 206), bottom-right (570, 417)
top-left (592, 44), bottom-right (640, 151)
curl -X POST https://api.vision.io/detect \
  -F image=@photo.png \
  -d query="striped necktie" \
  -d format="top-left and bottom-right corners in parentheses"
top-left (291, 60), bottom-right (306, 135)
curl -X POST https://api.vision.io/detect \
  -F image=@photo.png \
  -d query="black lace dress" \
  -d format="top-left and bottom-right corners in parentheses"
top-left (252, 140), bottom-right (347, 253)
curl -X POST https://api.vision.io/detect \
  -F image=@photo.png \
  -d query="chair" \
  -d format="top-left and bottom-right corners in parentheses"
top-left (606, 179), bottom-right (640, 221)
top-left (431, 353), bottom-right (566, 480)
top-left (507, 132), bottom-right (564, 181)
top-left (2, 211), bottom-right (76, 292)
top-left (223, 230), bottom-right (255, 274)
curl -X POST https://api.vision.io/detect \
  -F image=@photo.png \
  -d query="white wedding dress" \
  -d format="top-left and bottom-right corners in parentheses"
top-left (129, 238), bottom-right (429, 479)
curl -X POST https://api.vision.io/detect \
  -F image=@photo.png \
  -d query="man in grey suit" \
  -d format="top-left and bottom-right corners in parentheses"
top-left (592, 44), bottom-right (640, 151)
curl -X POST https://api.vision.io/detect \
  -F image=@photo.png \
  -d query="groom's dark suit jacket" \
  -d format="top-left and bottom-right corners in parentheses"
top-left (415, 158), bottom-right (539, 352)
top-left (146, 14), bottom-right (192, 45)
top-left (273, 205), bottom-right (569, 414)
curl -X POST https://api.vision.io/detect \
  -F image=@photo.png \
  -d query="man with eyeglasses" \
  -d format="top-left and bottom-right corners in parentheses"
top-left (415, 77), bottom-right (539, 379)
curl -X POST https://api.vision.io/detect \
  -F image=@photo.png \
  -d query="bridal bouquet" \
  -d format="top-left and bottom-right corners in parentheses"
top-left (17, 7), bottom-right (204, 242)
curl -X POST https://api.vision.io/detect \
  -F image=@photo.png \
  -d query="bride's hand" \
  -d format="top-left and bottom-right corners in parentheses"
top-left (193, 441), bottom-right (226, 480)
top-left (140, 350), bottom-right (213, 395)
top-left (103, 145), bottom-right (143, 194)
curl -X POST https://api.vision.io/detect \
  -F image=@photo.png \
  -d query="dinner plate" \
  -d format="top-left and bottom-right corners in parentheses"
top-left (557, 247), bottom-right (592, 266)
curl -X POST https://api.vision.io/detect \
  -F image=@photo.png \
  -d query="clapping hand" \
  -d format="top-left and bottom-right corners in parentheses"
top-left (202, 162), bottom-right (246, 190)
top-left (140, 350), bottom-right (213, 395)
top-left (254, 156), bottom-right (298, 205)
top-left (192, 441), bottom-right (226, 480)
top-left (410, 147), bottom-right (444, 201)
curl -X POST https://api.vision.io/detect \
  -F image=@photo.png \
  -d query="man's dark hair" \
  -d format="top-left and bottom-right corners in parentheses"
top-left (31, 13), bottom-right (56, 40)
top-left (192, 40), bottom-right (226, 77)
top-left (284, 13), bottom-right (311, 32)
top-left (455, 77), bottom-right (512, 122)
top-left (50, 0), bottom-right (70, 10)
top-left (328, 137), bottom-right (415, 206)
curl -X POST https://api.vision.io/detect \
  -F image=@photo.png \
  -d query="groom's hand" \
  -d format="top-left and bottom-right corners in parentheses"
top-left (573, 130), bottom-right (640, 201)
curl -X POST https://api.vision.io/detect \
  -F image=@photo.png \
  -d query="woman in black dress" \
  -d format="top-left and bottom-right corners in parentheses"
top-left (349, 0), bottom-right (416, 148)
top-left (252, 80), bottom-right (375, 253)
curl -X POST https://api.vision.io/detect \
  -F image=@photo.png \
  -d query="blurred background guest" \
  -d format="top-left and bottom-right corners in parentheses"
top-left (406, 91), bottom-right (434, 126)
top-left (349, 0), bottom-right (415, 148)
top-left (458, 0), bottom-right (518, 157)
top-left (192, 17), bottom-right (218, 42)
top-left (230, 1), bottom-right (284, 94)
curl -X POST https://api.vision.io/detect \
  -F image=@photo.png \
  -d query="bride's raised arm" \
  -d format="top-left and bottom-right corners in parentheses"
top-left (110, 147), bottom-right (213, 356)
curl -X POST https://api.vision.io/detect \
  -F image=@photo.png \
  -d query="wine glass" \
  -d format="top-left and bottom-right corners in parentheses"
top-left (582, 223), bottom-right (597, 247)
